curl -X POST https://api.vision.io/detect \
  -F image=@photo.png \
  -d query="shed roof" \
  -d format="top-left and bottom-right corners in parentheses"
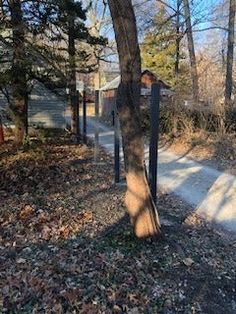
top-left (100, 70), bottom-right (171, 92)
top-left (100, 75), bottom-right (121, 91)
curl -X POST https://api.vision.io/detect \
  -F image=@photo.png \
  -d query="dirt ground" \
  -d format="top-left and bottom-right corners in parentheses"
top-left (160, 132), bottom-right (236, 175)
top-left (0, 138), bottom-right (236, 313)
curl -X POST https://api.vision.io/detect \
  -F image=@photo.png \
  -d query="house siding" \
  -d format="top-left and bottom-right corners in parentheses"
top-left (101, 89), bottom-right (116, 118)
top-left (0, 82), bottom-right (67, 129)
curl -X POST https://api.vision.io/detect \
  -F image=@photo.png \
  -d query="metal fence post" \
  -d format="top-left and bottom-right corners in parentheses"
top-left (76, 91), bottom-right (80, 143)
top-left (94, 90), bottom-right (100, 162)
top-left (0, 114), bottom-right (4, 144)
top-left (114, 106), bottom-right (120, 184)
top-left (149, 83), bottom-right (161, 205)
top-left (83, 90), bottom-right (87, 144)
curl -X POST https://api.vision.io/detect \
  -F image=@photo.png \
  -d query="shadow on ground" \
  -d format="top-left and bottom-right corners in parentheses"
top-left (0, 139), bottom-right (236, 313)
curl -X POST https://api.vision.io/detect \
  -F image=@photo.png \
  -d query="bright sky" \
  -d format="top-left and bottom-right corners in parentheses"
top-left (191, 0), bottom-right (227, 50)
top-left (88, 0), bottom-right (229, 62)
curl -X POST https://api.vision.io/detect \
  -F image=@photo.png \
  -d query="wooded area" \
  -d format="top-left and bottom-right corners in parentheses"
top-left (1, 0), bottom-right (236, 312)
top-left (1, 0), bottom-right (236, 138)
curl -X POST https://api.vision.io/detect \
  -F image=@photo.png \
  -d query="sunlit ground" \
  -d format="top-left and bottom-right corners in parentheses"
top-left (0, 138), bottom-right (235, 313)
top-left (79, 102), bottom-right (96, 117)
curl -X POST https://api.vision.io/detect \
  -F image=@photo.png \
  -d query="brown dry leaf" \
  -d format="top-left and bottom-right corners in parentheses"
top-left (28, 276), bottom-right (45, 292)
top-left (18, 205), bottom-right (35, 219)
top-left (59, 225), bottom-right (71, 239)
top-left (41, 225), bottom-right (51, 240)
top-left (128, 293), bottom-right (138, 302)
top-left (80, 211), bottom-right (93, 222)
top-left (38, 212), bottom-right (50, 223)
top-left (61, 289), bottom-right (80, 304)
top-left (1, 139), bottom-right (235, 313)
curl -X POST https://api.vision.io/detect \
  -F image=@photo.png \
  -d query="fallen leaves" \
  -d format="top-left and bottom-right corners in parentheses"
top-left (0, 140), bottom-right (235, 313)
top-left (60, 288), bottom-right (81, 304)
top-left (18, 205), bottom-right (35, 220)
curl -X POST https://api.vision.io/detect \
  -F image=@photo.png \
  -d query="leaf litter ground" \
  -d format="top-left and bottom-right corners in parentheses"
top-left (0, 138), bottom-right (236, 313)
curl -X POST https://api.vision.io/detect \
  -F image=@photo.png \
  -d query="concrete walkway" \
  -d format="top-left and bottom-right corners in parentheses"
top-left (84, 117), bottom-right (236, 234)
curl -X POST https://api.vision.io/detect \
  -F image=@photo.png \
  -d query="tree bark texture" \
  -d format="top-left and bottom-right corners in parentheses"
top-left (225, 0), bottom-right (235, 106)
top-left (175, 0), bottom-right (181, 76)
top-left (68, 11), bottom-right (77, 134)
top-left (9, 0), bottom-right (28, 144)
top-left (108, 0), bottom-right (161, 238)
top-left (183, 0), bottom-right (199, 104)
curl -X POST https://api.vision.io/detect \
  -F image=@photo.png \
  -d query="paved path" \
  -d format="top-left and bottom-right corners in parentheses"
top-left (84, 117), bottom-right (236, 234)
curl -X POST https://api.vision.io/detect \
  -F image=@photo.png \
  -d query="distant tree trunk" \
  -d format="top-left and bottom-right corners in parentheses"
top-left (9, 0), bottom-right (28, 144)
top-left (68, 10), bottom-right (77, 134)
top-left (175, 0), bottom-right (181, 76)
top-left (183, 0), bottom-right (199, 104)
top-left (108, 0), bottom-right (161, 239)
top-left (225, 0), bottom-right (235, 106)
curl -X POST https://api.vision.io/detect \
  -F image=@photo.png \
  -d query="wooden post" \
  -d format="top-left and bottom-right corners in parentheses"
top-left (94, 90), bottom-right (99, 162)
top-left (149, 83), bottom-right (160, 205)
top-left (83, 90), bottom-right (87, 144)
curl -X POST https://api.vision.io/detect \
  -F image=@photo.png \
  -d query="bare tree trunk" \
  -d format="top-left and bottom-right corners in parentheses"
top-left (68, 11), bottom-right (77, 134)
top-left (183, 0), bottom-right (199, 104)
top-left (108, 0), bottom-right (161, 239)
top-left (175, 0), bottom-right (181, 76)
top-left (225, 0), bottom-right (235, 106)
top-left (9, 0), bottom-right (28, 144)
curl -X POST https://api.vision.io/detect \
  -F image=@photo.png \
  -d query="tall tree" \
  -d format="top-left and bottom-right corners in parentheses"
top-left (141, 5), bottom-right (177, 85)
top-left (0, 0), bottom-right (105, 141)
top-left (183, 0), bottom-right (199, 104)
top-left (108, 0), bottom-right (161, 238)
top-left (68, 1), bottom-right (80, 134)
top-left (9, 0), bottom-right (28, 144)
top-left (175, 0), bottom-right (181, 76)
top-left (45, 0), bottom-right (106, 133)
top-left (0, 0), bottom-right (63, 143)
top-left (55, 0), bottom-right (88, 134)
top-left (225, 0), bottom-right (235, 106)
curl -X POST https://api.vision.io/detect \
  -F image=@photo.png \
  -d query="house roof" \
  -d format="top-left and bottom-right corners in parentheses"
top-left (100, 75), bottom-right (121, 91)
top-left (100, 70), bottom-right (171, 91)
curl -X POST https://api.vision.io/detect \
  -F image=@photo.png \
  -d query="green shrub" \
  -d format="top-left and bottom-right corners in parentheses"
top-left (141, 104), bottom-right (180, 135)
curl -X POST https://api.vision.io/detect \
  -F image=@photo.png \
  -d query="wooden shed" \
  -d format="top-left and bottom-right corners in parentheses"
top-left (100, 70), bottom-right (173, 118)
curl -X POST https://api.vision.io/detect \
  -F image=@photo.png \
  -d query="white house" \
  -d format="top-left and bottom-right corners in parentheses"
top-left (0, 81), bottom-right (68, 129)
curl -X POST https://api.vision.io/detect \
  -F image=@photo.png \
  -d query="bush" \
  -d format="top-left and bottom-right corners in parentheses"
top-left (141, 103), bottom-right (236, 138)
top-left (141, 103), bottom-right (194, 136)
